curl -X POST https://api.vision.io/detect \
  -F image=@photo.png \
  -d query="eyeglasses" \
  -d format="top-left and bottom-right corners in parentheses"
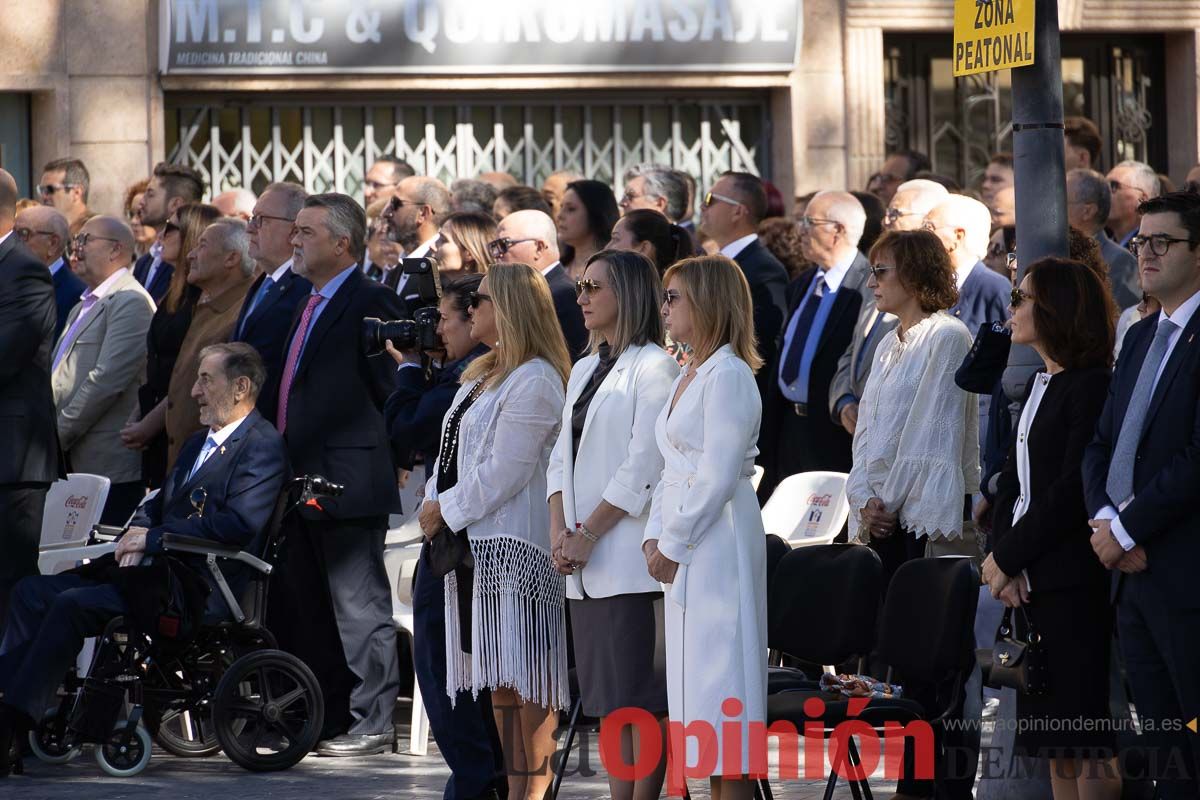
top-left (486, 237), bottom-right (537, 260)
top-left (37, 183), bottom-right (77, 197)
top-left (1006, 252), bottom-right (1018, 275)
top-left (71, 233), bottom-right (121, 250)
top-left (662, 289), bottom-right (682, 307)
top-left (1129, 234), bottom-right (1191, 258)
top-left (248, 212), bottom-right (295, 229)
top-left (1010, 287), bottom-right (1033, 308)
top-left (163, 221), bottom-right (180, 236)
top-left (884, 208), bottom-right (920, 225)
top-left (467, 291), bottom-right (492, 309)
top-left (798, 215), bottom-right (842, 231)
top-left (703, 191), bottom-right (744, 209)
top-left (365, 179), bottom-right (400, 192)
top-left (14, 227), bottom-right (56, 242)
top-left (387, 196), bottom-right (428, 213)
top-left (868, 264), bottom-right (893, 281)
top-left (575, 279), bottom-right (605, 297)
top-left (1108, 179), bottom-right (1147, 198)
top-left (620, 190), bottom-right (645, 205)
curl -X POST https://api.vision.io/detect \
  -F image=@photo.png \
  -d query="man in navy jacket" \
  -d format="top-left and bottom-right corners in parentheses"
top-left (14, 205), bottom-right (82, 340)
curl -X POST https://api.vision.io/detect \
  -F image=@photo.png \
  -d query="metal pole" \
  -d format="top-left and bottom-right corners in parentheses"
top-left (1003, 0), bottom-right (1067, 400)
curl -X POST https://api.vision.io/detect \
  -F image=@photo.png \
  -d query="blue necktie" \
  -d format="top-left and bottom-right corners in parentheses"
top-left (239, 277), bottom-right (274, 337)
top-left (1106, 318), bottom-right (1177, 507)
top-left (780, 275), bottom-right (825, 388)
top-left (187, 436), bottom-right (218, 482)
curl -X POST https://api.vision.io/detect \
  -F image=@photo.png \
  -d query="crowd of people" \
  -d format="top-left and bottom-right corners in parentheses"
top-left (0, 110), bottom-right (1199, 800)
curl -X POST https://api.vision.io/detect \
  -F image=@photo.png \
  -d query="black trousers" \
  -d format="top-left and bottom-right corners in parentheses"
top-left (0, 484), bottom-right (49, 632)
top-left (269, 515), bottom-right (400, 737)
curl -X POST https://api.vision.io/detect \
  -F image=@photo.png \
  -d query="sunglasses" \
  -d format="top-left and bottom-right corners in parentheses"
top-left (1108, 179), bottom-right (1147, 198)
top-left (1010, 287), bottom-right (1033, 308)
top-left (575, 279), bottom-right (604, 296)
top-left (467, 291), bottom-right (492, 309)
top-left (662, 290), bottom-right (682, 307)
top-left (72, 233), bottom-right (121, 250)
top-left (868, 264), bottom-right (893, 281)
top-left (486, 237), bottom-right (538, 260)
top-left (884, 208), bottom-right (920, 225)
top-left (702, 191), bottom-right (744, 209)
top-left (37, 183), bottom-right (77, 197)
top-left (163, 221), bottom-right (180, 235)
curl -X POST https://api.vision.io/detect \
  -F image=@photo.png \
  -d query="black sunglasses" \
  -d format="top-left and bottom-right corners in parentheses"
top-left (468, 291), bottom-right (492, 309)
top-left (1010, 287), bottom-right (1033, 308)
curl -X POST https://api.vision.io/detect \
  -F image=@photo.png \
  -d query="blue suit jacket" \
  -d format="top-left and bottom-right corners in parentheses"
top-left (133, 253), bottom-right (174, 304)
top-left (950, 261), bottom-right (1011, 334)
top-left (1082, 307), bottom-right (1200, 609)
top-left (129, 409), bottom-right (289, 567)
top-left (51, 261), bottom-right (85, 341)
top-left (230, 266), bottom-right (313, 422)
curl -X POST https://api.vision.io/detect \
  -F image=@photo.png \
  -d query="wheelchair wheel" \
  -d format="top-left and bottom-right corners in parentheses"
top-left (212, 649), bottom-right (323, 772)
top-left (155, 707), bottom-right (222, 757)
top-left (29, 709), bottom-right (81, 764)
top-left (94, 722), bottom-right (153, 777)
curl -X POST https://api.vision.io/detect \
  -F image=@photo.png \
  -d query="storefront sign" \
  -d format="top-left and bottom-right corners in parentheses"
top-left (161, 0), bottom-right (802, 74)
top-left (953, 0), bottom-right (1035, 77)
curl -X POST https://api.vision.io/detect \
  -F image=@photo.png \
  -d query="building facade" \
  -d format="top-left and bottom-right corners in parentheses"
top-left (2, 0), bottom-right (1196, 216)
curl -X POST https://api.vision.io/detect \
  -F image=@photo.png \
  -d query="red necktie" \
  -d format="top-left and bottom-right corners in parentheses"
top-left (276, 294), bottom-right (325, 433)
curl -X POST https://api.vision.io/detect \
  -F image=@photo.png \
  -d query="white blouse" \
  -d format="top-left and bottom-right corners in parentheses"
top-left (846, 313), bottom-right (980, 541)
top-left (1010, 372), bottom-right (1052, 527)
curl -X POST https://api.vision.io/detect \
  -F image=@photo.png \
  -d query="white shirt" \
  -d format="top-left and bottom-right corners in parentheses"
top-left (846, 313), bottom-right (980, 540)
top-left (267, 258), bottom-right (293, 283)
top-left (144, 240), bottom-right (165, 289)
top-left (541, 261), bottom-right (562, 278)
top-left (187, 413), bottom-right (250, 480)
top-left (954, 260), bottom-right (973, 291)
top-left (0, 230), bottom-right (10, 248)
top-left (397, 235), bottom-right (439, 296)
top-left (88, 267), bottom-right (132, 302)
top-left (719, 233), bottom-right (758, 261)
top-left (1011, 372), bottom-right (1053, 590)
top-left (48, 257), bottom-right (65, 277)
top-left (1100, 288), bottom-right (1200, 549)
top-left (777, 250), bottom-right (859, 398)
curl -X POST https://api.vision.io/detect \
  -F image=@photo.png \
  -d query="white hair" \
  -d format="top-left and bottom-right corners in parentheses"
top-left (929, 195), bottom-right (993, 260)
top-left (209, 217), bottom-right (255, 276)
top-left (1112, 160), bottom-right (1161, 199)
top-left (213, 188), bottom-right (257, 218)
top-left (893, 179), bottom-right (949, 216)
top-left (809, 190), bottom-right (867, 247)
top-left (501, 209), bottom-right (560, 251)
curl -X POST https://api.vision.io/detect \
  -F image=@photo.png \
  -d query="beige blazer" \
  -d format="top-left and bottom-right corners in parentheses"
top-left (52, 269), bottom-right (156, 483)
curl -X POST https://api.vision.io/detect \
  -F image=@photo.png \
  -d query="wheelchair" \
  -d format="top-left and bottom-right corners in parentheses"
top-left (28, 474), bottom-right (341, 777)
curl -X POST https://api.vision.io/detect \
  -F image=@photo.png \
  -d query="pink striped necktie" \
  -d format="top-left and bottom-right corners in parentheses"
top-left (275, 293), bottom-right (325, 433)
top-left (52, 292), bottom-right (99, 371)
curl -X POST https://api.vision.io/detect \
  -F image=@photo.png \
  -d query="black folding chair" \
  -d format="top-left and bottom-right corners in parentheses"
top-left (765, 555), bottom-right (980, 800)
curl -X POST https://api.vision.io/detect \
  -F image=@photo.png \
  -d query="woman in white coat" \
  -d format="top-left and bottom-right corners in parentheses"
top-left (547, 249), bottom-right (679, 800)
top-left (643, 254), bottom-right (767, 800)
top-left (418, 263), bottom-right (572, 800)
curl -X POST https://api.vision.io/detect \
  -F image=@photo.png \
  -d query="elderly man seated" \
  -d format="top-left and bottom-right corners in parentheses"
top-left (0, 342), bottom-right (288, 776)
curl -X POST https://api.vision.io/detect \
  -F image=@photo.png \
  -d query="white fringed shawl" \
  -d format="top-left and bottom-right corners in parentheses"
top-left (427, 358), bottom-right (569, 711)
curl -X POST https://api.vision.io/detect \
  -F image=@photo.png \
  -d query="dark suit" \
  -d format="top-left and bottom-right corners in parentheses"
top-left (1083, 307), bottom-right (1200, 798)
top-left (50, 260), bottom-right (85, 342)
top-left (1095, 231), bottom-right (1140, 310)
top-left (0, 234), bottom-right (62, 627)
top-left (544, 262), bottom-right (588, 360)
top-left (759, 253), bottom-right (868, 498)
top-left (949, 260), bottom-right (1011, 336)
top-left (730, 238), bottom-right (789, 396)
top-left (271, 266), bottom-right (403, 738)
top-left (132, 252), bottom-right (174, 303)
top-left (0, 411), bottom-right (287, 722)
top-left (230, 264), bottom-right (312, 422)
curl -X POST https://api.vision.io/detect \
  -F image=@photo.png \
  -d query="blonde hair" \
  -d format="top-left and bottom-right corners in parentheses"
top-left (441, 211), bottom-right (496, 274)
top-left (662, 254), bottom-right (762, 372)
top-left (461, 262), bottom-right (572, 388)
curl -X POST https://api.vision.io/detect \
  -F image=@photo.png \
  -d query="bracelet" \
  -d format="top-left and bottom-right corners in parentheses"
top-left (576, 523), bottom-right (599, 543)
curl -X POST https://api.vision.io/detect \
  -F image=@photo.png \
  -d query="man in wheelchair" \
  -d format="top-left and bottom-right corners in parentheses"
top-left (0, 342), bottom-right (289, 776)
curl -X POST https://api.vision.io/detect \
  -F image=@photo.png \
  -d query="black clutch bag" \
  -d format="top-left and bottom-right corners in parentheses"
top-left (979, 605), bottom-right (1049, 695)
top-left (427, 524), bottom-right (474, 578)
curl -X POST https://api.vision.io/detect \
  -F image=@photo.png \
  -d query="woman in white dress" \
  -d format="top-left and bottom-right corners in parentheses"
top-left (418, 262), bottom-right (572, 800)
top-left (642, 254), bottom-right (767, 800)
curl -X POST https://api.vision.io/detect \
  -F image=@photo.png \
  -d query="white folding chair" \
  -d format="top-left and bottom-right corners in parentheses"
top-left (383, 526), bottom-right (429, 755)
top-left (760, 471), bottom-right (850, 548)
top-left (751, 465), bottom-right (765, 492)
top-left (37, 473), bottom-right (111, 574)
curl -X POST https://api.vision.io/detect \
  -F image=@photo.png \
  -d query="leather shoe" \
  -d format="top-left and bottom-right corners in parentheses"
top-left (314, 732), bottom-right (393, 756)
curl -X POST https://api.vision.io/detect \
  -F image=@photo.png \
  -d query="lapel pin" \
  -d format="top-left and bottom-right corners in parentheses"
top-left (1188, 334), bottom-right (1194, 344)
top-left (219, 445), bottom-right (226, 455)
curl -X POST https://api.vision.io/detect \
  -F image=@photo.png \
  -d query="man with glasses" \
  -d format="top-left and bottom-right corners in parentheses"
top-left (1067, 168), bottom-right (1140, 309)
top-left (758, 191), bottom-right (869, 498)
top-left (52, 216), bottom-right (155, 525)
top-left (620, 163), bottom-right (700, 255)
top-left (363, 155), bottom-right (415, 209)
top-left (37, 157), bottom-right (93, 239)
top-left (700, 171), bottom-right (789, 395)
top-left (489, 208), bottom-right (587, 358)
top-left (865, 149), bottom-right (931, 207)
top-left (14, 205), bottom-right (81, 340)
top-left (381, 176), bottom-right (450, 312)
top-left (922, 195), bottom-right (1011, 336)
top-left (134, 162), bottom-right (206, 302)
top-left (1083, 192), bottom-right (1200, 799)
top-left (0, 167), bottom-right (61, 630)
top-left (1106, 160), bottom-right (1162, 250)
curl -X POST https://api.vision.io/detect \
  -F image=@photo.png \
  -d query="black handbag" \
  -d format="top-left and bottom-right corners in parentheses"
top-left (979, 605), bottom-right (1049, 695)
top-left (427, 524), bottom-right (474, 578)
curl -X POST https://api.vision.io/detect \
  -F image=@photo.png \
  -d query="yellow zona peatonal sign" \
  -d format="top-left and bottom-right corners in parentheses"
top-left (953, 0), bottom-right (1036, 77)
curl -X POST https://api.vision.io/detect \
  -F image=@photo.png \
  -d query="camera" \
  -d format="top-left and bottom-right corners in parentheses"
top-left (361, 256), bottom-right (445, 356)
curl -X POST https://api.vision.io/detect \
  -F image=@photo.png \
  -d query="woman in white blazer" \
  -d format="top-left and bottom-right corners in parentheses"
top-left (643, 255), bottom-right (767, 800)
top-left (418, 263), bottom-right (572, 800)
top-left (546, 250), bottom-right (679, 800)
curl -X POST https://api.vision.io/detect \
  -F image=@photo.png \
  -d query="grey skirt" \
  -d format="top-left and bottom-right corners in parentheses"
top-left (569, 592), bottom-right (668, 718)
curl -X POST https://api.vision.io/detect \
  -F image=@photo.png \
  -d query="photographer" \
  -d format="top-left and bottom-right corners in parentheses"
top-left (382, 271), bottom-right (503, 799)
top-left (384, 274), bottom-right (488, 477)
